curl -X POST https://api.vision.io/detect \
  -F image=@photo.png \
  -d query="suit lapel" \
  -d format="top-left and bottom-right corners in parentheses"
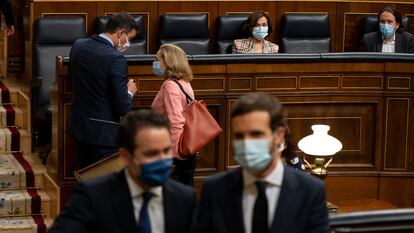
top-left (111, 170), bottom-right (138, 233)
top-left (270, 166), bottom-right (299, 232)
top-left (226, 168), bottom-right (245, 233)
top-left (395, 32), bottom-right (403, 53)
top-left (375, 32), bottom-right (383, 52)
top-left (163, 180), bottom-right (175, 233)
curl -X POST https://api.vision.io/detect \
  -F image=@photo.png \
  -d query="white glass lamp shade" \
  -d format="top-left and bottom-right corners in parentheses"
top-left (298, 125), bottom-right (343, 156)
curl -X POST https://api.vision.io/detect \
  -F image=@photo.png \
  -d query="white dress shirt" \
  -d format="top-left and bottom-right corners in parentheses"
top-left (242, 161), bottom-right (284, 233)
top-left (125, 170), bottom-right (165, 233)
top-left (382, 35), bottom-right (395, 53)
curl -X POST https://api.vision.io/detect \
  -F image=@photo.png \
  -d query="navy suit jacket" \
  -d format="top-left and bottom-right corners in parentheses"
top-left (48, 170), bottom-right (196, 233)
top-left (67, 35), bottom-right (133, 146)
top-left (194, 165), bottom-right (329, 233)
top-left (360, 31), bottom-right (414, 53)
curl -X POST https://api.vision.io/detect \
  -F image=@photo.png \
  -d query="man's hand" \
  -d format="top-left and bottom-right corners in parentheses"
top-left (5, 25), bottom-right (14, 37)
top-left (127, 79), bottom-right (137, 96)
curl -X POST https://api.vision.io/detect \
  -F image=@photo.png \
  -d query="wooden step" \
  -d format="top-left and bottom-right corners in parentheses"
top-left (0, 154), bottom-right (45, 190)
top-left (0, 106), bottom-right (23, 128)
top-left (0, 189), bottom-right (51, 217)
top-left (1, 87), bottom-right (30, 131)
top-left (0, 216), bottom-right (53, 233)
top-left (0, 129), bottom-right (31, 155)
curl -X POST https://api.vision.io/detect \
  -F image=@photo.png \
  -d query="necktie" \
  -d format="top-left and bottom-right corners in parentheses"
top-left (252, 181), bottom-right (268, 233)
top-left (137, 192), bottom-right (154, 233)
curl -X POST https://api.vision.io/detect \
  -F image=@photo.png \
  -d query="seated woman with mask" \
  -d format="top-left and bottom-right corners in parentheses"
top-left (232, 11), bottom-right (279, 54)
top-left (360, 6), bottom-right (414, 53)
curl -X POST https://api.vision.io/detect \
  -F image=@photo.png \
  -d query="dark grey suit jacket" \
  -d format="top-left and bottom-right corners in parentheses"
top-left (360, 31), bottom-right (414, 53)
top-left (194, 165), bottom-right (329, 233)
top-left (48, 170), bottom-right (196, 233)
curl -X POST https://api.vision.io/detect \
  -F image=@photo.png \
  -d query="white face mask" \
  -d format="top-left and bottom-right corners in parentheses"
top-left (117, 34), bottom-right (130, 53)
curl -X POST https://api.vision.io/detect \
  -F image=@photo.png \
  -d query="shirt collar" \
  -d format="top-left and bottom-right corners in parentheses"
top-left (124, 169), bottom-right (163, 198)
top-left (242, 159), bottom-right (284, 187)
top-left (382, 34), bottom-right (396, 44)
top-left (99, 33), bottom-right (115, 47)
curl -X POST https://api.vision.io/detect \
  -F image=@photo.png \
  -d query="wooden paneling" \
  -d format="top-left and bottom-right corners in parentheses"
top-left (387, 76), bottom-right (412, 90)
top-left (285, 100), bottom-right (378, 168)
top-left (379, 176), bottom-right (414, 207)
top-left (50, 58), bottom-right (414, 208)
top-left (299, 76), bottom-right (340, 89)
top-left (384, 98), bottom-right (410, 170)
top-left (326, 176), bottom-right (379, 204)
top-left (33, 2), bottom-right (98, 35)
top-left (256, 76), bottom-right (297, 91)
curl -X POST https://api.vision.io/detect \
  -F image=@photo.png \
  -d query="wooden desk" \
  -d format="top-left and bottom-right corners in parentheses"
top-left (49, 55), bottom-right (414, 209)
top-left (336, 199), bottom-right (398, 212)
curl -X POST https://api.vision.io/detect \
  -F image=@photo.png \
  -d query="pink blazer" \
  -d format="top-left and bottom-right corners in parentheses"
top-left (151, 79), bottom-right (195, 158)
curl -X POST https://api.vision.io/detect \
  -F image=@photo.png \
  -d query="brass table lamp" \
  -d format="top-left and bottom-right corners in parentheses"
top-left (298, 124), bottom-right (342, 211)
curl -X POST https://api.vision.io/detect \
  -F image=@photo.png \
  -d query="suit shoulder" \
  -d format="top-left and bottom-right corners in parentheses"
top-left (166, 179), bottom-right (194, 195)
top-left (400, 31), bottom-right (414, 39)
top-left (203, 168), bottom-right (240, 187)
top-left (287, 166), bottom-right (325, 190)
top-left (81, 171), bottom-right (120, 193)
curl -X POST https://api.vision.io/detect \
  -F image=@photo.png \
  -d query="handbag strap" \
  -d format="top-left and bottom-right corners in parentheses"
top-left (171, 79), bottom-right (193, 104)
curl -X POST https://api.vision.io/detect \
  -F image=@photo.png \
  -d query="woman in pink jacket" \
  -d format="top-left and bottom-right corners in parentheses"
top-left (151, 44), bottom-right (196, 186)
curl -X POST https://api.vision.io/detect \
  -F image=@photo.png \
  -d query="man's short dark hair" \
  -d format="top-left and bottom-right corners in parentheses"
top-left (231, 92), bottom-right (284, 132)
top-left (118, 109), bottom-right (170, 154)
top-left (104, 12), bottom-right (139, 34)
top-left (379, 6), bottom-right (404, 32)
top-left (243, 11), bottom-right (273, 38)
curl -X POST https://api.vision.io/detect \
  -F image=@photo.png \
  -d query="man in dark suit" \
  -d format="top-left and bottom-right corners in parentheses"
top-left (194, 92), bottom-right (329, 233)
top-left (0, 0), bottom-right (14, 36)
top-left (68, 12), bottom-right (138, 168)
top-left (48, 110), bottom-right (196, 233)
top-left (360, 6), bottom-right (414, 53)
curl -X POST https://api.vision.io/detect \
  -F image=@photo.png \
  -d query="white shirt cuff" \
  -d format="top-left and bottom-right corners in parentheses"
top-left (128, 91), bottom-right (133, 98)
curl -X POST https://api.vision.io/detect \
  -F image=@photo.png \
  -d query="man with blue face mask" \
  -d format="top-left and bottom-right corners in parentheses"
top-left (194, 92), bottom-right (329, 233)
top-left (49, 110), bottom-right (196, 233)
top-left (360, 6), bottom-right (414, 53)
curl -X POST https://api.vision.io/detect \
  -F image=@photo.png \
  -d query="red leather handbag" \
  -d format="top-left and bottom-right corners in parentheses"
top-left (173, 80), bottom-right (223, 157)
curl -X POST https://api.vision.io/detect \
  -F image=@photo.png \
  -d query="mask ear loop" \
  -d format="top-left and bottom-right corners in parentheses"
top-left (277, 141), bottom-right (285, 153)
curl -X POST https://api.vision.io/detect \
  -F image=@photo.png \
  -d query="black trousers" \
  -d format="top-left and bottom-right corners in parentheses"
top-left (76, 140), bottom-right (118, 169)
top-left (172, 154), bottom-right (197, 186)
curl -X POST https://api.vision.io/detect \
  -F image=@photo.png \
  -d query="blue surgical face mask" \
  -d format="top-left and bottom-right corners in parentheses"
top-left (379, 23), bottom-right (395, 38)
top-left (252, 26), bottom-right (269, 41)
top-left (135, 158), bottom-right (173, 186)
top-left (152, 61), bottom-right (165, 77)
top-left (233, 138), bottom-right (273, 174)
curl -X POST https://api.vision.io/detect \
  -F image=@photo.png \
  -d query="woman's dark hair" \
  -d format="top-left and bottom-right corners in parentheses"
top-left (243, 11), bottom-right (273, 38)
top-left (104, 12), bottom-right (139, 34)
top-left (231, 92), bottom-right (296, 161)
top-left (117, 109), bottom-right (170, 155)
top-left (378, 6), bottom-right (404, 32)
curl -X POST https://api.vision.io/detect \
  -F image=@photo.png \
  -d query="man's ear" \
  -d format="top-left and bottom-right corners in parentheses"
top-left (395, 22), bottom-right (400, 30)
top-left (119, 147), bottom-right (131, 166)
top-left (274, 126), bottom-right (286, 142)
